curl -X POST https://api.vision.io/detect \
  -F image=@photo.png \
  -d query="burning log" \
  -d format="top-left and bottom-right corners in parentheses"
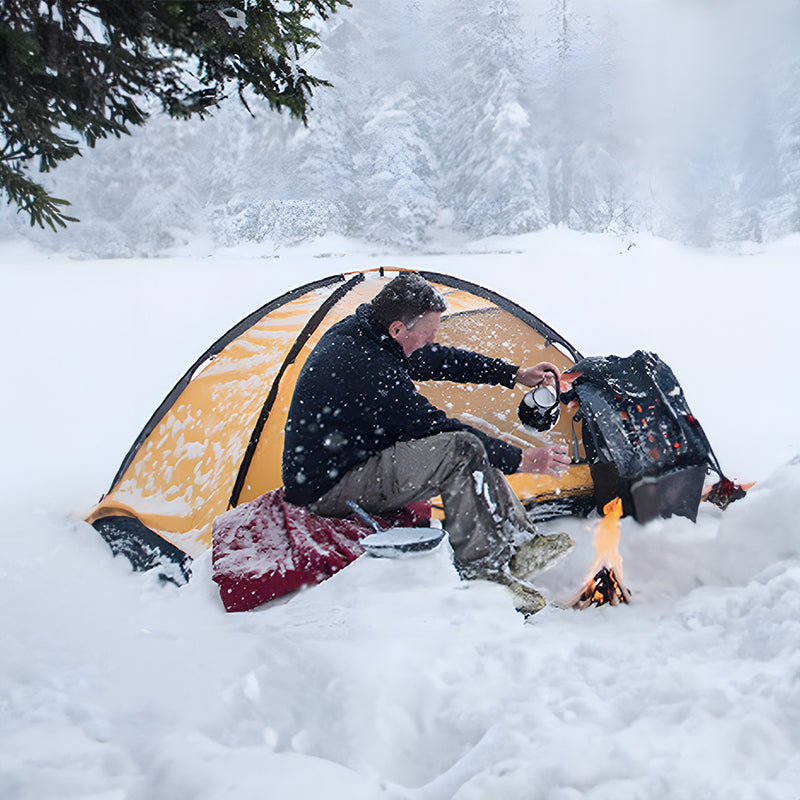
top-left (569, 497), bottom-right (632, 610)
top-left (571, 565), bottom-right (631, 609)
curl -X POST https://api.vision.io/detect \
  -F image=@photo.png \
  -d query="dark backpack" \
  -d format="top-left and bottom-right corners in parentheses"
top-left (563, 350), bottom-right (728, 522)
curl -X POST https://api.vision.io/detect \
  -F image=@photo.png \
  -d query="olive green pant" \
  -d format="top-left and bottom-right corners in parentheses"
top-left (308, 431), bottom-right (534, 578)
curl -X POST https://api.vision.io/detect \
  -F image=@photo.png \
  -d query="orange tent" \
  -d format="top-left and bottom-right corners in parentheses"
top-left (87, 268), bottom-right (593, 575)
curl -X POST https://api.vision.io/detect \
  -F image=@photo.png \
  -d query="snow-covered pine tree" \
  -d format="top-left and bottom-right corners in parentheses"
top-left (339, 0), bottom-right (440, 246)
top-left (436, 0), bottom-right (546, 238)
top-left (724, 8), bottom-right (800, 244)
top-left (352, 83), bottom-right (439, 246)
top-left (281, 13), bottom-right (369, 243)
top-left (769, 57), bottom-right (800, 239)
top-left (530, 0), bottom-right (637, 233)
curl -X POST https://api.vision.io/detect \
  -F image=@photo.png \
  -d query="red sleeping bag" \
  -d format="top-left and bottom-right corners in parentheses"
top-left (212, 488), bottom-right (430, 611)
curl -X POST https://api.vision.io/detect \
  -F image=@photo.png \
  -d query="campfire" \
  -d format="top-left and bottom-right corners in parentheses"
top-left (570, 497), bottom-right (632, 609)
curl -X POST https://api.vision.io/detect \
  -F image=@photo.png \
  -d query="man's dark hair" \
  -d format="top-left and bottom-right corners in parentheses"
top-left (370, 273), bottom-right (447, 328)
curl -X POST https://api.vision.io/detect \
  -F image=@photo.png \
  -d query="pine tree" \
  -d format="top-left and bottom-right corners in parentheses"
top-left (437, 0), bottom-right (545, 238)
top-left (277, 13), bottom-right (367, 243)
top-left (0, 0), bottom-right (349, 230)
top-left (326, 0), bottom-right (437, 245)
top-left (354, 82), bottom-right (439, 246)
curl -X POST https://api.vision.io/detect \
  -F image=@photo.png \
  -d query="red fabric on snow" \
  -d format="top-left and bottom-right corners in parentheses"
top-left (212, 488), bottom-right (430, 612)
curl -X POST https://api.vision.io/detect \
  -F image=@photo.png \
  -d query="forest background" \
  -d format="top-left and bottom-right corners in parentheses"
top-left (3, 0), bottom-right (799, 257)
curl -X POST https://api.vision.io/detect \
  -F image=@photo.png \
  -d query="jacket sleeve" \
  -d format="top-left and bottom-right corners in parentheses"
top-left (407, 344), bottom-right (518, 387)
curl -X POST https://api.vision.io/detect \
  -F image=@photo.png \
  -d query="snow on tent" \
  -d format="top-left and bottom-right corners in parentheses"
top-left (86, 268), bottom-right (593, 581)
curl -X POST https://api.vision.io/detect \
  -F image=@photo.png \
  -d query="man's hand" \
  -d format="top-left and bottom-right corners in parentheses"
top-left (515, 362), bottom-right (561, 388)
top-left (519, 444), bottom-right (571, 476)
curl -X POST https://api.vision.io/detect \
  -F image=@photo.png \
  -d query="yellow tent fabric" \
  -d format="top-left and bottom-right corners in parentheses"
top-left (87, 268), bottom-right (593, 571)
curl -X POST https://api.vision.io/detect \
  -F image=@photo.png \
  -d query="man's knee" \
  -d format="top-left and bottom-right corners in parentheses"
top-left (446, 430), bottom-right (490, 466)
top-left (411, 431), bottom-right (492, 482)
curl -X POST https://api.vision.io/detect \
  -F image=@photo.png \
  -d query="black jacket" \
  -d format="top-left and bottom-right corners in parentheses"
top-left (282, 304), bottom-right (523, 505)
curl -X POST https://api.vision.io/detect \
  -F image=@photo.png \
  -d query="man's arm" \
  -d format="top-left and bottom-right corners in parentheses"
top-left (405, 348), bottom-right (570, 476)
top-left (410, 345), bottom-right (562, 392)
top-left (407, 343), bottom-right (518, 387)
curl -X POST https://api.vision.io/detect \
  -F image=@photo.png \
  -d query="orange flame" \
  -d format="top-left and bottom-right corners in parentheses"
top-left (571, 496), bottom-right (631, 608)
top-left (590, 497), bottom-right (624, 584)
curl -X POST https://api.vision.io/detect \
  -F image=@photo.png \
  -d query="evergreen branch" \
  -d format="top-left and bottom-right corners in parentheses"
top-left (0, 0), bottom-right (351, 229)
top-left (0, 162), bottom-right (79, 230)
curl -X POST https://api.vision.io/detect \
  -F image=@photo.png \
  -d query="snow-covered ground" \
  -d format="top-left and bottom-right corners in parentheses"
top-left (2, 230), bottom-right (799, 799)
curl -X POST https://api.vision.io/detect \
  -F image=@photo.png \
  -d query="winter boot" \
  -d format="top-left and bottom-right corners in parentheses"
top-left (505, 577), bottom-right (547, 616)
top-left (483, 567), bottom-right (547, 617)
top-left (509, 532), bottom-right (574, 581)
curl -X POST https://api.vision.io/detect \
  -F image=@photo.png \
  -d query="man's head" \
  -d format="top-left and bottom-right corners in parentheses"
top-left (370, 273), bottom-right (447, 356)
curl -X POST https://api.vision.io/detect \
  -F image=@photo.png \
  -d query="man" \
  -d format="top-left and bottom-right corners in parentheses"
top-left (282, 273), bottom-right (572, 613)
